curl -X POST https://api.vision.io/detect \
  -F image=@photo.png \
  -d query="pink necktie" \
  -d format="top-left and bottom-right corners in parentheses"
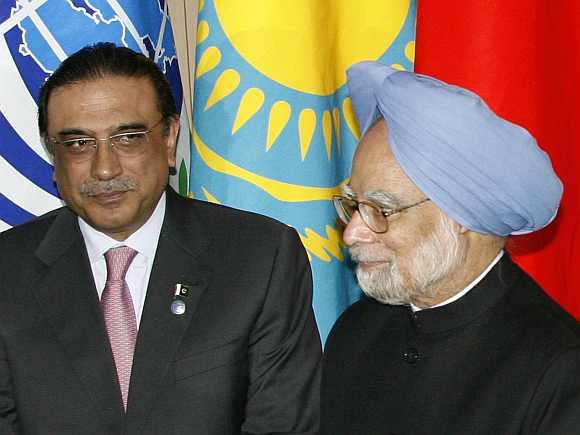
top-left (101, 246), bottom-right (138, 410)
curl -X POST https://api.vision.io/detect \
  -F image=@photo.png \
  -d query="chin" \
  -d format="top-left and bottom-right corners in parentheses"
top-left (356, 264), bottom-right (407, 305)
top-left (81, 207), bottom-right (135, 234)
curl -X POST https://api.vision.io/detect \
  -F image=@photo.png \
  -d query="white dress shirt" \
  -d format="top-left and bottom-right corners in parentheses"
top-left (78, 192), bottom-right (166, 327)
top-left (411, 250), bottom-right (504, 312)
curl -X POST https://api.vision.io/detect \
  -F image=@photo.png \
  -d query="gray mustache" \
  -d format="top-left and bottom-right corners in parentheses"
top-left (349, 246), bottom-right (375, 263)
top-left (349, 245), bottom-right (390, 264)
top-left (80, 179), bottom-right (138, 196)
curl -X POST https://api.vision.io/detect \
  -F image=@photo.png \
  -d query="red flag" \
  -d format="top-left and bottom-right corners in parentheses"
top-left (415, 0), bottom-right (580, 319)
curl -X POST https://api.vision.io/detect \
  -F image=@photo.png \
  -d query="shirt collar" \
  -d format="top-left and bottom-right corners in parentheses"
top-left (79, 191), bottom-right (166, 263)
top-left (411, 250), bottom-right (504, 312)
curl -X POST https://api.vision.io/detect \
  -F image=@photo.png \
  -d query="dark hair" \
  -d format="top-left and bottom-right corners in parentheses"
top-left (38, 42), bottom-right (178, 140)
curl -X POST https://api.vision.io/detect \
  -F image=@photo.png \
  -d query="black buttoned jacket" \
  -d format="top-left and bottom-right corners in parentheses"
top-left (322, 255), bottom-right (580, 435)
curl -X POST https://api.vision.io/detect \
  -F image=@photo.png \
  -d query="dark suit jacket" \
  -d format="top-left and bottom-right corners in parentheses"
top-left (322, 255), bottom-right (580, 435)
top-left (0, 188), bottom-right (321, 435)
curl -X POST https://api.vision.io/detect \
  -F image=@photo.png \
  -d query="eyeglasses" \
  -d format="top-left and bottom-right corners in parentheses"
top-left (333, 194), bottom-right (430, 233)
top-left (47, 118), bottom-right (165, 162)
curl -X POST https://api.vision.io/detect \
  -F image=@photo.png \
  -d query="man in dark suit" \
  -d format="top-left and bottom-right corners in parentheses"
top-left (0, 43), bottom-right (321, 434)
top-left (322, 62), bottom-right (580, 434)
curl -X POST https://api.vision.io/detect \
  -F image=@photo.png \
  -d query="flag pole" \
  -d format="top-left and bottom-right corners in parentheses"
top-left (166, 0), bottom-right (199, 135)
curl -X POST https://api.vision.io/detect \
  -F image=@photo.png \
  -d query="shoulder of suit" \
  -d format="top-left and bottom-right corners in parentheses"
top-left (0, 206), bottom-right (70, 247)
top-left (0, 207), bottom-right (73, 279)
top-left (500, 264), bottom-right (580, 343)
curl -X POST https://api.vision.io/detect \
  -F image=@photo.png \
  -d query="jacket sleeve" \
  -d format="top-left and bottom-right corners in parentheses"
top-left (523, 346), bottom-right (580, 435)
top-left (0, 331), bottom-right (18, 435)
top-left (241, 226), bottom-right (321, 435)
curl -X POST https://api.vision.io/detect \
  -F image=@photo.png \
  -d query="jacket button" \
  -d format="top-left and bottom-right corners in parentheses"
top-left (410, 312), bottom-right (422, 330)
top-left (403, 347), bottom-right (420, 364)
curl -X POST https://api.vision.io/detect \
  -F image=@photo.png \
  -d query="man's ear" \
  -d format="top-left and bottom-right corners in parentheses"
top-left (44, 138), bottom-right (57, 182)
top-left (166, 115), bottom-right (180, 168)
top-left (42, 136), bottom-right (55, 161)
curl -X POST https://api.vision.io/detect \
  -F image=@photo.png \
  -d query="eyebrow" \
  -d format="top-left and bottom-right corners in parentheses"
top-left (56, 128), bottom-right (91, 137)
top-left (342, 184), bottom-right (402, 208)
top-left (116, 122), bottom-right (149, 131)
top-left (55, 122), bottom-right (149, 137)
top-left (365, 190), bottom-right (402, 209)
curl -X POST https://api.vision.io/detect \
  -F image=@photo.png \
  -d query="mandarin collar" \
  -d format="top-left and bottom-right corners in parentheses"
top-left (407, 255), bottom-right (521, 334)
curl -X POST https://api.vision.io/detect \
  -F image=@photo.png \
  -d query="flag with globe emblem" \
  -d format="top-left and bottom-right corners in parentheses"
top-left (0, 0), bottom-right (190, 233)
top-left (190, 0), bottom-right (417, 340)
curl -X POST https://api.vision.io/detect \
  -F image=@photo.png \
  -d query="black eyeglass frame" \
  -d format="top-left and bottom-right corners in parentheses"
top-left (333, 194), bottom-right (430, 233)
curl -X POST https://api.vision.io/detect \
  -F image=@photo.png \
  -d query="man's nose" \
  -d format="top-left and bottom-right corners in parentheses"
top-left (343, 211), bottom-right (377, 246)
top-left (91, 142), bottom-right (123, 180)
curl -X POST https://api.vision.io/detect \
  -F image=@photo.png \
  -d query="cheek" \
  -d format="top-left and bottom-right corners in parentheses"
top-left (122, 154), bottom-right (169, 194)
top-left (53, 162), bottom-right (83, 194)
top-left (388, 214), bottom-right (438, 252)
top-left (380, 232), bottom-right (422, 272)
top-left (374, 231), bottom-right (407, 255)
top-left (134, 157), bottom-right (164, 180)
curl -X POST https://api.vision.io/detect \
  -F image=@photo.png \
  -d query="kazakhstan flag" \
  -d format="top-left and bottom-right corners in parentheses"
top-left (190, 0), bottom-right (417, 341)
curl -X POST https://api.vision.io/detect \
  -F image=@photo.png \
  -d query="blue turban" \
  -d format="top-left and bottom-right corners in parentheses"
top-left (347, 61), bottom-right (563, 236)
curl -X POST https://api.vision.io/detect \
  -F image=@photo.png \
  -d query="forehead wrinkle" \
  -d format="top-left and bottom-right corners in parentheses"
top-left (47, 76), bottom-right (157, 135)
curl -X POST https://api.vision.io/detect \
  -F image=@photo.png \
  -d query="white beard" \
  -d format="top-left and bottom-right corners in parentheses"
top-left (350, 213), bottom-right (468, 305)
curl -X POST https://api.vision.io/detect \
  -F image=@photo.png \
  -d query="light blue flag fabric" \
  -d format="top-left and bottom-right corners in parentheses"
top-left (190, 0), bottom-right (418, 341)
top-left (0, 0), bottom-right (188, 232)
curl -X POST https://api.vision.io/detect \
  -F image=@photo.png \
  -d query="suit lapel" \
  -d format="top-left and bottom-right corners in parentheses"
top-left (33, 208), bottom-right (125, 429)
top-left (125, 191), bottom-right (212, 432)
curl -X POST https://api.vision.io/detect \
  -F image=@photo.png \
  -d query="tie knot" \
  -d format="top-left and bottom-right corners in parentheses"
top-left (105, 246), bottom-right (137, 282)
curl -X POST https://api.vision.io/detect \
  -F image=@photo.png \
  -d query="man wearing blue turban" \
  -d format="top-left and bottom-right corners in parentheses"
top-left (322, 62), bottom-right (580, 435)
